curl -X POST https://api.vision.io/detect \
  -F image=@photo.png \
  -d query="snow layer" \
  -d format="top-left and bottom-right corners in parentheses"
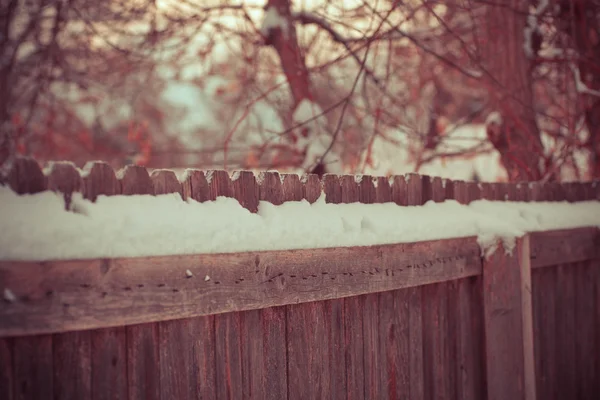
top-left (0, 186), bottom-right (599, 261)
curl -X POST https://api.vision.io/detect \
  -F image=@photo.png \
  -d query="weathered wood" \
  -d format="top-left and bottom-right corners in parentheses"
top-left (390, 176), bottom-right (407, 206)
top-left (45, 162), bottom-right (83, 209)
top-left (281, 174), bottom-right (303, 202)
top-left (531, 267), bottom-right (558, 400)
top-left (91, 327), bottom-right (127, 400)
top-left (150, 169), bottom-right (182, 196)
top-left (407, 287), bottom-right (424, 399)
top-left (81, 162), bottom-right (120, 201)
top-left (2, 157), bottom-right (47, 194)
top-left (301, 174), bottom-right (321, 203)
top-left (378, 290), bottom-right (410, 399)
top-left (0, 338), bottom-right (13, 400)
top-left (13, 335), bottom-right (53, 400)
top-left (239, 309), bottom-right (264, 399)
top-left (207, 170), bottom-right (234, 199)
top-left (159, 316), bottom-right (216, 400)
top-left (466, 182), bottom-right (481, 203)
top-left (574, 261), bottom-right (596, 399)
top-left (482, 236), bottom-right (536, 400)
top-left (119, 166), bottom-right (153, 195)
top-left (181, 170), bottom-right (211, 202)
top-left (215, 312), bottom-right (243, 399)
top-left (127, 323), bottom-right (160, 400)
top-left (0, 225), bottom-right (478, 338)
top-left (53, 331), bottom-right (92, 400)
top-left (555, 264), bottom-right (577, 399)
top-left (363, 293), bottom-right (381, 400)
top-left (430, 177), bottom-right (445, 202)
top-left (453, 181), bottom-right (468, 204)
top-left (344, 296), bottom-right (364, 400)
top-left (231, 171), bottom-right (259, 212)
top-left (323, 174), bottom-right (342, 204)
top-left (529, 227), bottom-right (599, 268)
top-left (260, 307), bottom-right (287, 400)
top-left (358, 175), bottom-right (377, 203)
top-left (258, 171), bottom-right (283, 205)
top-left (443, 179), bottom-right (454, 200)
top-left (422, 282), bottom-right (451, 400)
top-left (479, 182), bottom-right (494, 200)
top-left (373, 177), bottom-right (391, 203)
top-left (405, 173), bottom-right (423, 206)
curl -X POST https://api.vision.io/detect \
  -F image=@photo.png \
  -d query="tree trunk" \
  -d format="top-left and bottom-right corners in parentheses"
top-left (483, 0), bottom-right (545, 181)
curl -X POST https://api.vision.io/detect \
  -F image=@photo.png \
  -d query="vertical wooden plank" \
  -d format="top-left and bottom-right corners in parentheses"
top-left (453, 181), bottom-right (468, 205)
top-left (421, 175), bottom-right (432, 204)
top-left (258, 171), bottom-right (283, 205)
top-left (12, 335), bottom-right (53, 400)
top-left (479, 183), bottom-right (494, 200)
top-left (240, 310), bottom-right (263, 399)
top-left (159, 317), bottom-right (216, 400)
top-left (3, 157), bottom-right (47, 194)
top-left (45, 161), bottom-right (82, 209)
top-left (422, 283), bottom-right (451, 400)
top-left (443, 178), bottom-right (454, 200)
top-left (91, 327), bottom-right (127, 400)
top-left (482, 236), bottom-right (536, 400)
top-left (390, 176), bottom-right (408, 206)
top-left (0, 338), bottom-right (13, 400)
top-left (374, 176), bottom-right (391, 203)
top-left (53, 331), bottom-right (92, 400)
top-left (555, 264), bottom-right (577, 399)
top-left (262, 307), bottom-right (287, 400)
top-left (231, 171), bottom-right (259, 212)
top-left (150, 169), bottom-right (182, 196)
top-left (127, 323), bottom-right (160, 400)
top-left (466, 182), bottom-right (481, 203)
top-left (405, 173), bottom-right (423, 206)
top-left (214, 313), bottom-right (243, 400)
top-left (379, 290), bottom-right (410, 399)
top-left (323, 174), bottom-right (342, 204)
top-left (301, 174), bottom-right (321, 203)
top-left (344, 296), bottom-right (364, 400)
top-left (408, 286), bottom-right (424, 400)
top-left (81, 162), bottom-right (120, 201)
top-left (281, 174), bottom-right (304, 202)
top-left (181, 170), bottom-right (211, 202)
top-left (119, 165), bottom-right (154, 195)
top-left (207, 170), bottom-right (234, 200)
top-left (358, 175), bottom-right (377, 203)
top-left (363, 293), bottom-right (381, 400)
top-left (574, 262), bottom-right (595, 400)
top-left (430, 177), bottom-right (445, 202)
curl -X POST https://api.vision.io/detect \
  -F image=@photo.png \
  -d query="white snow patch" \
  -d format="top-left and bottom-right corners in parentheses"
top-left (1, 186), bottom-right (599, 261)
top-left (3, 288), bottom-right (16, 302)
top-left (260, 6), bottom-right (289, 37)
top-left (185, 269), bottom-right (193, 277)
top-left (485, 112), bottom-right (503, 126)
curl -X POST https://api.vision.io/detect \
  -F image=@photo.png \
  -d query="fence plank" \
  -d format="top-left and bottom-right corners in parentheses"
top-left (344, 296), bottom-right (364, 400)
top-left (150, 170), bottom-right (182, 196)
top-left (574, 262), bottom-right (596, 399)
top-left (529, 227), bottom-right (598, 268)
top-left (181, 170), bottom-right (211, 202)
top-left (323, 174), bottom-right (342, 204)
top-left (374, 177), bottom-right (391, 203)
top-left (405, 173), bottom-right (422, 205)
top-left (119, 166), bottom-right (153, 195)
top-left (281, 174), bottom-right (303, 202)
top-left (3, 157), bottom-right (47, 194)
top-left (555, 264), bottom-right (577, 399)
top-left (214, 313), bottom-right (243, 400)
top-left (301, 174), bottom-right (321, 203)
top-left (13, 335), bottom-right (53, 400)
top-left (390, 176), bottom-right (407, 206)
top-left (53, 331), bottom-right (92, 400)
top-left (207, 170), bottom-right (233, 200)
top-left (240, 310), bottom-right (264, 399)
top-left (482, 236), bottom-right (536, 400)
top-left (81, 162), bottom-right (120, 201)
top-left (46, 162), bottom-right (82, 209)
top-left (231, 171), bottom-right (259, 212)
top-left (91, 327), bottom-right (127, 400)
top-left (127, 324), bottom-right (160, 400)
top-left (259, 172), bottom-right (283, 205)
top-left (358, 175), bottom-right (377, 203)
top-left (261, 307), bottom-right (287, 400)
top-left (363, 293), bottom-right (381, 400)
top-left (0, 338), bottom-right (13, 400)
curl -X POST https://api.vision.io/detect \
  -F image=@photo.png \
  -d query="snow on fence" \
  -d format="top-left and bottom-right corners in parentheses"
top-left (0, 157), bottom-right (599, 400)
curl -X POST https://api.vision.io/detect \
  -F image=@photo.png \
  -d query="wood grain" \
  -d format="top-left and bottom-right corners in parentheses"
top-left (0, 237), bottom-right (482, 337)
top-left (127, 323), bottom-right (160, 400)
top-left (13, 335), bottom-right (53, 400)
top-left (53, 331), bottom-right (92, 400)
top-left (214, 312), bottom-right (243, 400)
top-left (119, 165), bottom-right (153, 195)
top-left (259, 307), bottom-right (287, 400)
top-left (82, 162), bottom-right (120, 201)
top-left (482, 236), bottom-right (536, 400)
top-left (344, 295), bottom-right (364, 400)
top-left (181, 170), bottom-right (211, 202)
top-left (46, 162), bottom-right (82, 209)
top-left (91, 327), bottom-right (127, 400)
top-left (0, 337), bottom-right (13, 400)
top-left (2, 157), bottom-right (47, 194)
top-left (150, 170), bottom-right (182, 196)
top-left (529, 227), bottom-right (599, 268)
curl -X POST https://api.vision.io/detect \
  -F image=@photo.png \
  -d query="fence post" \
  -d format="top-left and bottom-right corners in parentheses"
top-left (482, 235), bottom-right (536, 400)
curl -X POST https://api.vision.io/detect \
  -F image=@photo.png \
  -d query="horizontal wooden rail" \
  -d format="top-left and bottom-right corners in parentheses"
top-left (0, 237), bottom-right (481, 337)
top-left (529, 227), bottom-right (599, 269)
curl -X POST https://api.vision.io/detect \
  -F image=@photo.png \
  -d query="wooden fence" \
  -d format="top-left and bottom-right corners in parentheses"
top-left (0, 157), bottom-right (599, 400)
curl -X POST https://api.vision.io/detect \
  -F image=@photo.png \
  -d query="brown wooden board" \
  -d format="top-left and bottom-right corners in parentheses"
top-left (258, 306), bottom-right (287, 400)
top-left (0, 337), bottom-right (13, 400)
top-left (207, 170), bottom-right (234, 200)
top-left (0, 237), bottom-right (481, 337)
top-left (281, 174), bottom-right (303, 202)
top-left (46, 162), bottom-right (83, 209)
top-left (362, 293), bottom-right (381, 400)
top-left (531, 267), bottom-right (558, 400)
top-left (181, 170), bottom-right (211, 202)
top-left (407, 286), bottom-right (424, 399)
top-left (301, 174), bottom-right (321, 203)
top-left (2, 157), bottom-right (47, 195)
top-left (554, 264), bottom-right (577, 399)
top-left (91, 327), bottom-right (127, 400)
top-left (159, 316), bottom-right (215, 400)
top-left (214, 312), bottom-right (243, 399)
top-left (119, 166), bottom-right (154, 195)
top-left (374, 177), bottom-right (391, 203)
top-left (378, 290), bottom-right (410, 399)
top-left (390, 176), bottom-right (407, 206)
top-left (529, 227), bottom-right (599, 268)
top-left (482, 236), bottom-right (536, 400)
top-left (127, 323), bottom-right (160, 400)
top-left (150, 170), bottom-right (182, 196)
top-left (12, 335), bottom-right (53, 400)
top-left (258, 172), bottom-right (283, 205)
top-left (53, 331), bottom-right (92, 400)
top-left (344, 295), bottom-right (364, 400)
top-left (231, 171), bottom-right (259, 212)
top-left (239, 309), bottom-right (264, 399)
top-left (574, 261), bottom-right (596, 399)
top-left (81, 162), bottom-right (120, 201)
